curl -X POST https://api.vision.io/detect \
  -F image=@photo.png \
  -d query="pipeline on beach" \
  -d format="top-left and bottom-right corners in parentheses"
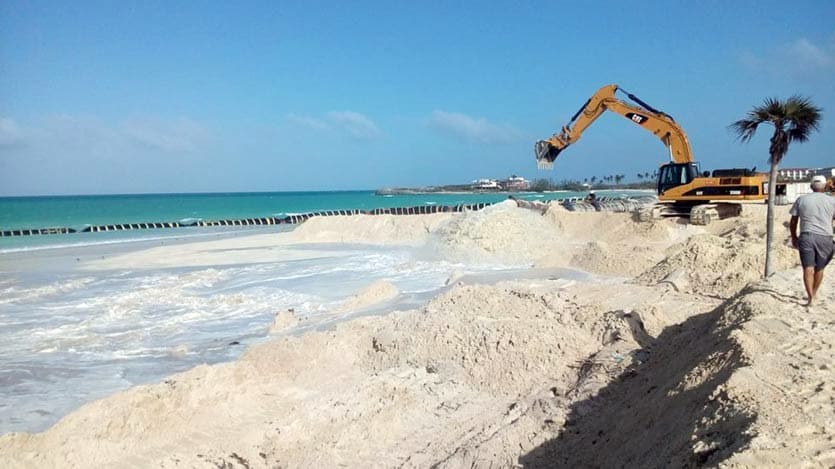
top-left (0, 203), bottom-right (494, 237)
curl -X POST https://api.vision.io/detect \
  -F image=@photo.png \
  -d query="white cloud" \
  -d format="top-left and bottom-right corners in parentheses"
top-left (738, 50), bottom-right (763, 69)
top-left (428, 110), bottom-right (523, 144)
top-left (122, 117), bottom-right (209, 153)
top-left (0, 117), bottom-right (22, 146)
top-left (285, 111), bottom-right (382, 140)
top-left (285, 113), bottom-right (330, 130)
top-left (1, 114), bottom-right (210, 159)
top-left (781, 38), bottom-right (834, 68)
top-left (741, 36), bottom-right (835, 75)
top-left (39, 115), bottom-right (122, 157)
top-left (326, 111), bottom-right (382, 140)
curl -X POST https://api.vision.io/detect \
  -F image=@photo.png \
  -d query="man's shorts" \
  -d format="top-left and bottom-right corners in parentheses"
top-left (798, 232), bottom-right (835, 270)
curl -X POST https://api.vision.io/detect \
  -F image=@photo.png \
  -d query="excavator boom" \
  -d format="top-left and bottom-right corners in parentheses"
top-left (535, 84), bottom-right (693, 168)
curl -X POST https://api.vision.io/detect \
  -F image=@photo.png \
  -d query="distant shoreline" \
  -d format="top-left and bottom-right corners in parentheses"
top-left (375, 188), bottom-right (656, 196)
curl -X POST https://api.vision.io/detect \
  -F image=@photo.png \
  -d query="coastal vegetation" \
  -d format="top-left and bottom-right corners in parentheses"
top-left (377, 172), bottom-right (659, 195)
top-left (529, 172), bottom-right (658, 192)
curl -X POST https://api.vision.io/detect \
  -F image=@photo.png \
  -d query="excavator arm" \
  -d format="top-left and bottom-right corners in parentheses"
top-left (535, 84), bottom-right (694, 168)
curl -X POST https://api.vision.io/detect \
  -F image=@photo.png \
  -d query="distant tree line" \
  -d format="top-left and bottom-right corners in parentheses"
top-left (529, 170), bottom-right (659, 192)
top-left (378, 170), bottom-right (661, 195)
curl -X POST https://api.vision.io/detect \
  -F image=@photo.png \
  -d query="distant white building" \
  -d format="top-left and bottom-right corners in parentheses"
top-left (501, 175), bottom-right (530, 191)
top-left (778, 167), bottom-right (835, 182)
top-left (772, 167), bottom-right (835, 205)
top-left (471, 178), bottom-right (500, 190)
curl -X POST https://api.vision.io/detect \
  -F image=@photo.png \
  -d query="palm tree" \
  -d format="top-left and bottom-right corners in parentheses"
top-left (730, 96), bottom-right (822, 277)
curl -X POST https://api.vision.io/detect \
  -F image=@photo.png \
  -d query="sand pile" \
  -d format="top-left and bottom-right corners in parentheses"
top-left (268, 308), bottom-right (300, 333)
top-left (566, 240), bottom-right (656, 277)
top-left (289, 213), bottom-right (451, 245)
top-left (426, 201), bottom-right (683, 272)
top-left (523, 272), bottom-right (835, 468)
top-left (363, 283), bottom-right (604, 398)
top-left (286, 201), bottom-right (687, 276)
top-left (429, 201), bottom-right (564, 265)
top-left (543, 204), bottom-right (675, 244)
top-left (521, 286), bottom-right (755, 468)
top-left (332, 279), bottom-right (399, 314)
top-left (636, 232), bottom-right (797, 298)
top-left (720, 272), bottom-right (835, 467)
top-left (535, 206), bottom-right (683, 276)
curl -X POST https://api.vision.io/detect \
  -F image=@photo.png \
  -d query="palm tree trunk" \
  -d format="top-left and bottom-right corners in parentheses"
top-left (765, 161), bottom-right (779, 277)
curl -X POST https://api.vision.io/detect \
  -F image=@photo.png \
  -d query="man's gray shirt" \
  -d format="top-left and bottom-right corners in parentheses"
top-left (790, 192), bottom-right (835, 236)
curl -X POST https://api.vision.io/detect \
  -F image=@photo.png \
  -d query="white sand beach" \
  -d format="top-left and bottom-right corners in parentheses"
top-left (1, 201), bottom-right (833, 468)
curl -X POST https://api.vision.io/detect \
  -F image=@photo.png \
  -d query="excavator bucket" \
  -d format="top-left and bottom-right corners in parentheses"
top-left (535, 140), bottom-right (563, 169)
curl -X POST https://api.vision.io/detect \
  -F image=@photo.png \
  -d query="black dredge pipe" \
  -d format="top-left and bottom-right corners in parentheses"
top-left (0, 227), bottom-right (76, 237)
top-left (1, 203), bottom-right (492, 237)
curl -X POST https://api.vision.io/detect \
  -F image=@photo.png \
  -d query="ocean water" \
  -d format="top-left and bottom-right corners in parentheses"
top-left (0, 190), bottom-right (630, 433)
top-left (0, 190), bottom-right (603, 252)
top-left (0, 190), bottom-right (584, 230)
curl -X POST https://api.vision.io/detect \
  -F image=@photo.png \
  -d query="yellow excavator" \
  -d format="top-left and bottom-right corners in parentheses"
top-left (535, 84), bottom-right (767, 224)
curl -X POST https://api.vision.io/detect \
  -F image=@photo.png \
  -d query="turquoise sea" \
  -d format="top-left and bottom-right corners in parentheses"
top-left (0, 190), bottom-right (634, 252)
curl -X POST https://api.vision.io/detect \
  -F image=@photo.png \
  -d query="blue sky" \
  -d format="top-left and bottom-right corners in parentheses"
top-left (1, 1), bottom-right (834, 196)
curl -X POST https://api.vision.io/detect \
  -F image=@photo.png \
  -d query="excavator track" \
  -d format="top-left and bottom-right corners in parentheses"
top-left (636, 203), bottom-right (690, 222)
top-left (689, 203), bottom-right (743, 225)
top-left (636, 202), bottom-right (742, 224)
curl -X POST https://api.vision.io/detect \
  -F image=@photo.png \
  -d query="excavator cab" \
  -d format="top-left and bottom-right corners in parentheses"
top-left (657, 163), bottom-right (700, 195)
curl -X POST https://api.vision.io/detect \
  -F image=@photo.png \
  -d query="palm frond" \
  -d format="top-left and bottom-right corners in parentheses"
top-left (729, 119), bottom-right (761, 142)
top-left (784, 96), bottom-right (823, 143)
top-left (761, 97), bottom-right (786, 118)
top-left (731, 95), bottom-right (823, 145)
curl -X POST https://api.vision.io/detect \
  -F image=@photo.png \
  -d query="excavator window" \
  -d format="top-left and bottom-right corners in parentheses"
top-left (658, 163), bottom-right (696, 194)
top-left (687, 164), bottom-right (699, 181)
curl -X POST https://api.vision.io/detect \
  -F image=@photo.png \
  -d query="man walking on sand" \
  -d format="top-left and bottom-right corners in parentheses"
top-left (790, 175), bottom-right (835, 306)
